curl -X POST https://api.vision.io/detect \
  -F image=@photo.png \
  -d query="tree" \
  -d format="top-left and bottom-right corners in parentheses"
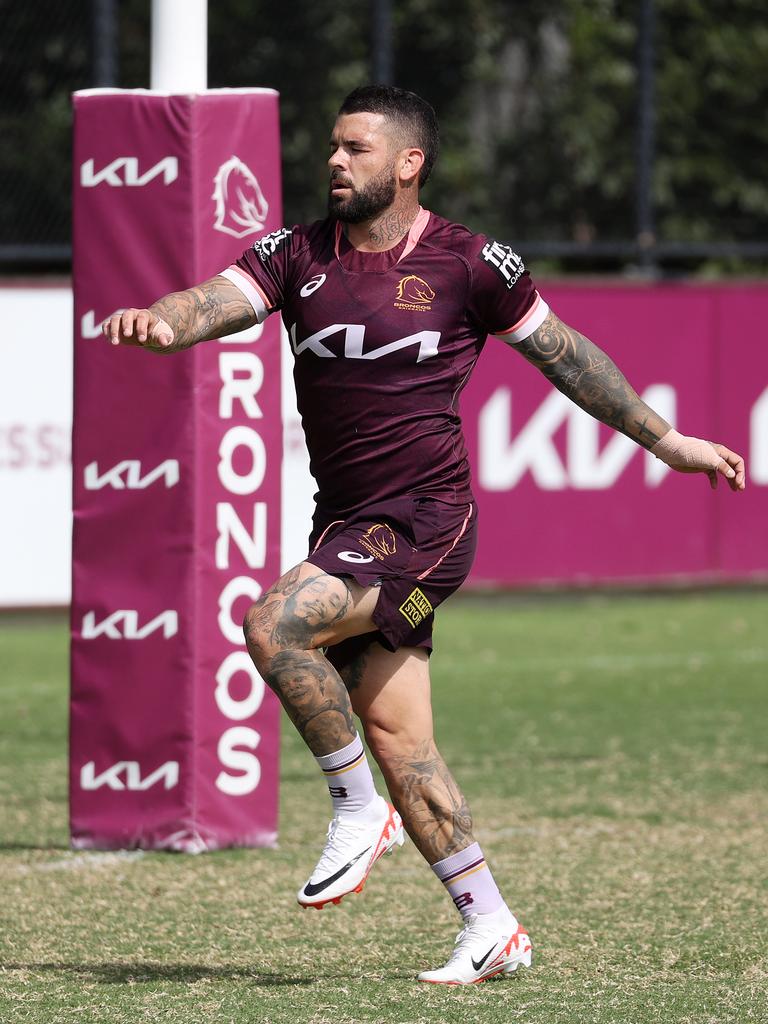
top-left (1, 0), bottom-right (766, 270)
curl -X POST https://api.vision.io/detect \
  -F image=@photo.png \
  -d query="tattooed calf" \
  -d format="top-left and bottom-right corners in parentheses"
top-left (379, 738), bottom-right (474, 863)
top-left (265, 650), bottom-right (357, 754)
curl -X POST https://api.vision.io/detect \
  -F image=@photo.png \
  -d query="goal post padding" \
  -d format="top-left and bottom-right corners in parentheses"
top-left (70, 90), bottom-right (283, 851)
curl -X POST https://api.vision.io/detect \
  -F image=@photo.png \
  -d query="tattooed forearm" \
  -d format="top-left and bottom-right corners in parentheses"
top-left (150, 275), bottom-right (256, 352)
top-left (513, 311), bottom-right (671, 449)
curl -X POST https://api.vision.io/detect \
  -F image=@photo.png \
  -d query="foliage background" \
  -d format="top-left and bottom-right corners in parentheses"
top-left (1, 0), bottom-right (766, 269)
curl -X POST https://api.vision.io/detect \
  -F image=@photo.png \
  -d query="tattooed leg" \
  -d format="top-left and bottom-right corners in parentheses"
top-left (337, 644), bottom-right (371, 693)
top-left (379, 739), bottom-right (474, 864)
top-left (343, 643), bottom-right (476, 864)
top-left (243, 562), bottom-right (379, 757)
top-left (265, 650), bottom-right (357, 754)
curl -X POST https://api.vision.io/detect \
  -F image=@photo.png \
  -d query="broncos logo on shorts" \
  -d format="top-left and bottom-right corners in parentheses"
top-left (359, 523), bottom-right (397, 561)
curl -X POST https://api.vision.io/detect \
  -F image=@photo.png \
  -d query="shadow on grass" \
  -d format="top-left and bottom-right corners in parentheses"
top-left (4, 961), bottom-right (317, 986)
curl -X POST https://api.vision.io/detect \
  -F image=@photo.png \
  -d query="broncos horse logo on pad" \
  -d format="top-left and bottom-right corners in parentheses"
top-left (212, 156), bottom-right (270, 238)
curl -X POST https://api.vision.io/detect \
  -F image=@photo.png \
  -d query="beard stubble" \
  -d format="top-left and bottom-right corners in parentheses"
top-left (328, 161), bottom-right (398, 223)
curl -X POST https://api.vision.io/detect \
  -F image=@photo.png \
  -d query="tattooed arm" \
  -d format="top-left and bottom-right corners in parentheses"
top-left (102, 276), bottom-right (258, 354)
top-left (511, 310), bottom-right (746, 490)
top-left (514, 310), bottom-right (669, 448)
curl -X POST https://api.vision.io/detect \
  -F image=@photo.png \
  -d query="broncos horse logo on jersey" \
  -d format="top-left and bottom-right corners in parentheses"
top-left (394, 275), bottom-right (436, 312)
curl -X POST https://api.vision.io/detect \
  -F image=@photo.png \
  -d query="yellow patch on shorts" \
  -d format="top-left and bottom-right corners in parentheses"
top-left (398, 587), bottom-right (433, 627)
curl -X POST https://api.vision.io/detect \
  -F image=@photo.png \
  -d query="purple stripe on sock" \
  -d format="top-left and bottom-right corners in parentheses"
top-left (431, 841), bottom-right (506, 919)
top-left (320, 752), bottom-right (364, 774)
top-left (432, 842), bottom-right (484, 881)
top-left (440, 857), bottom-right (486, 883)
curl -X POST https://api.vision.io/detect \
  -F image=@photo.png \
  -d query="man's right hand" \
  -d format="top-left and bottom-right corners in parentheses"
top-left (101, 277), bottom-right (259, 352)
top-left (102, 308), bottom-right (175, 349)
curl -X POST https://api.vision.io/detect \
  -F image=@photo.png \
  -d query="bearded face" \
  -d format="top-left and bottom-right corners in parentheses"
top-left (328, 159), bottom-right (398, 223)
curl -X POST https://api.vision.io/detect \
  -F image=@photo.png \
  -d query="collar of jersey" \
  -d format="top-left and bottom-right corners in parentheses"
top-left (333, 207), bottom-right (431, 273)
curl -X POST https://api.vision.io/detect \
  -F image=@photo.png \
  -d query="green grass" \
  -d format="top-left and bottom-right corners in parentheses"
top-left (1, 594), bottom-right (767, 1023)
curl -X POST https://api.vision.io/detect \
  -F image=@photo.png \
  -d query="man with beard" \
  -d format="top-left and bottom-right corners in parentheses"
top-left (104, 86), bottom-right (745, 985)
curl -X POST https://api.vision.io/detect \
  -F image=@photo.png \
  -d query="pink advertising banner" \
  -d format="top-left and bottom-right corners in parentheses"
top-left (70, 90), bottom-right (283, 851)
top-left (463, 283), bottom-right (768, 586)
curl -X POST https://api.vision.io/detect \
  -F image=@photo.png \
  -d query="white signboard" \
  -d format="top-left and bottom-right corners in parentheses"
top-left (0, 283), bottom-right (315, 607)
top-left (0, 285), bottom-right (73, 606)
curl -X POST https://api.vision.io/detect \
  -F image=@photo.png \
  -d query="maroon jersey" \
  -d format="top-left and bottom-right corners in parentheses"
top-left (221, 208), bottom-right (548, 517)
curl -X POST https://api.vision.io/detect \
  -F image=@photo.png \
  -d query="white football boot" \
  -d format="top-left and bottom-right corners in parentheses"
top-left (297, 795), bottom-right (404, 909)
top-left (418, 906), bottom-right (533, 984)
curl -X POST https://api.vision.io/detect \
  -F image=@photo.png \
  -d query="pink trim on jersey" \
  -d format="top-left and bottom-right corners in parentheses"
top-left (310, 520), bottom-right (345, 555)
top-left (495, 291), bottom-right (550, 342)
top-left (219, 265), bottom-right (272, 321)
top-left (397, 207), bottom-right (431, 263)
top-left (417, 503), bottom-right (473, 581)
top-left (333, 208), bottom-right (430, 263)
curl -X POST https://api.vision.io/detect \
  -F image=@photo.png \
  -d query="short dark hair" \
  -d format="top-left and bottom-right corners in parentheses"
top-left (338, 86), bottom-right (440, 187)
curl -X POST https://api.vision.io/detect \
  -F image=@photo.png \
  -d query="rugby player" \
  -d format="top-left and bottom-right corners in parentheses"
top-left (103, 86), bottom-right (746, 985)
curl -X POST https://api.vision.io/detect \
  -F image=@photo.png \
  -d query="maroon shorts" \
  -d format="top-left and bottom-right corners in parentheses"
top-left (306, 496), bottom-right (477, 664)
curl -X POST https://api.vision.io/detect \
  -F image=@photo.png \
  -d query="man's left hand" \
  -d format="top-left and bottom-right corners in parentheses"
top-left (651, 430), bottom-right (746, 492)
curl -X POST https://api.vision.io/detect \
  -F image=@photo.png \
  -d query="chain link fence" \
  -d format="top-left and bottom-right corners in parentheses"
top-left (0, 0), bottom-right (94, 261)
top-left (1, 0), bottom-right (767, 273)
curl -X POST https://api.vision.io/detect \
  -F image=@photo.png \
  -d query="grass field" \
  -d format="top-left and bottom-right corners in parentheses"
top-left (1, 592), bottom-right (767, 1023)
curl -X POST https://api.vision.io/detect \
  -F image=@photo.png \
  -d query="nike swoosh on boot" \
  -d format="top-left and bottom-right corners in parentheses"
top-left (470, 944), bottom-right (497, 972)
top-left (301, 846), bottom-right (372, 897)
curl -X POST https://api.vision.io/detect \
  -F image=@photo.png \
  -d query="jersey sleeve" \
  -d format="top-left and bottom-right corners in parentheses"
top-left (467, 238), bottom-right (549, 343)
top-left (218, 226), bottom-right (295, 323)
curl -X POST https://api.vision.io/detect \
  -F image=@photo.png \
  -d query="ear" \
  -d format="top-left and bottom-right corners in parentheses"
top-left (398, 147), bottom-right (425, 185)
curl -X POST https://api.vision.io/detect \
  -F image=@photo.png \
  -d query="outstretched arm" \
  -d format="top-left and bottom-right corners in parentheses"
top-left (512, 310), bottom-right (745, 491)
top-left (102, 275), bottom-right (258, 353)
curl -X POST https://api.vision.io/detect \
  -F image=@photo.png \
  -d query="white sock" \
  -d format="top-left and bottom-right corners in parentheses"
top-left (432, 842), bottom-right (514, 921)
top-left (314, 733), bottom-right (377, 814)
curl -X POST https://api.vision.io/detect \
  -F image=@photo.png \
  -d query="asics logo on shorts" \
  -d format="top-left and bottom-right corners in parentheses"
top-left (338, 551), bottom-right (374, 564)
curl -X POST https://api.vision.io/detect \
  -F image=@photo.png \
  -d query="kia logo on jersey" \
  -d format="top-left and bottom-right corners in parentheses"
top-left (212, 156), bottom-right (269, 238)
top-left (289, 323), bottom-right (442, 362)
